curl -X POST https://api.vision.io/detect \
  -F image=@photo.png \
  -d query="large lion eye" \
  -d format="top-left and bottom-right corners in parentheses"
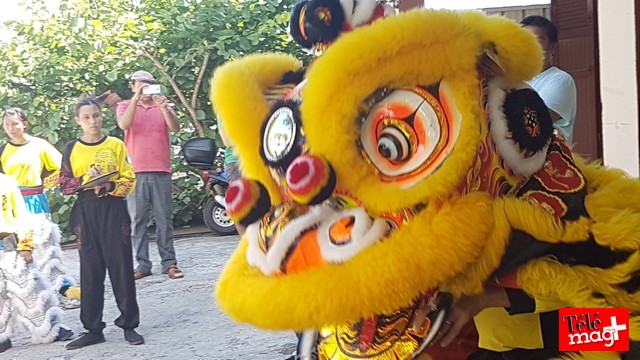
top-left (360, 84), bottom-right (461, 185)
top-left (263, 107), bottom-right (297, 163)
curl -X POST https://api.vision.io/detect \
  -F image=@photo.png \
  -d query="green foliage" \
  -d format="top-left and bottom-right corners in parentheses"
top-left (0, 0), bottom-right (310, 242)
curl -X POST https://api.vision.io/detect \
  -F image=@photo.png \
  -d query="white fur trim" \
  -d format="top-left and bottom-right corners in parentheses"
top-left (8, 280), bottom-right (59, 314)
top-left (317, 207), bottom-right (389, 263)
top-left (22, 307), bottom-right (63, 344)
top-left (340, 0), bottom-right (354, 23)
top-left (0, 250), bottom-right (66, 344)
top-left (344, 0), bottom-right (378, 27)
top-left (246, 204), bottom-right (389, 275)
top-left (30, 220), bottom-right (78, 290)
top-left (28, 215), bottom-right (58, 248)
top-left (245, 222), bottom-right (263, 267)
top-left (35, 246), bottom-right (64, 265)
top-left (0, 295), bottom-right (13, 342)
top-left (487, 77), bottom-right (550, 177)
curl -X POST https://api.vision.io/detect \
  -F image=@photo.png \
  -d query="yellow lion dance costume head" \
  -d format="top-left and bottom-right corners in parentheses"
top-left (211, 6), bottom-right (640, 360)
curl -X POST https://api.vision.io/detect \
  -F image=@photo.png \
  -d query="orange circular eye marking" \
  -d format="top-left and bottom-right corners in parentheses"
top-left (329, 216), bottom-right (355, 245)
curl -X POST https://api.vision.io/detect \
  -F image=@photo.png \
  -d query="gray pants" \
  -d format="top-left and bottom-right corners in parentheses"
top-left (128, 172), bottom-right (176, 273)
top-left (225, 162), bottom-right (241, 183)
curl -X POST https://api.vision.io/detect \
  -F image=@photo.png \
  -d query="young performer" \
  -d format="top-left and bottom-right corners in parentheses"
top-left (0, 173), bottom-right (73, 353)
top-left (1, 108), bottom-right (80, 303)
top-left (1, 108), bottom-right (61, 216)
top-left (59, 98), bottom-right (144, 350)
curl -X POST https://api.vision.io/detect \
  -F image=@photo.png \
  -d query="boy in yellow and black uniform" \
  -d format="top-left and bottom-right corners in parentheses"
top-left (59, 98), bottom-right (143, 350)
top-left (0, 173), bottom-right (73, 353)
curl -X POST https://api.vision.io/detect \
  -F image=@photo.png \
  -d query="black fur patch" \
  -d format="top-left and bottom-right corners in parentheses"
top-left (503, 89), bottom-right (554, 153)
top-left (290, 0), bottom-right (345, 49)
top-left (307, 162), bottom-right (336, 205)
top-left (280, 69), bottom-right (306, 85)
top-left (238, 181), bottom-right (271, 226)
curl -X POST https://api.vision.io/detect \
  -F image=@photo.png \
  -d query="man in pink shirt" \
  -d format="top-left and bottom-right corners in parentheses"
top-left (116, 70), bottom-right (184, 280)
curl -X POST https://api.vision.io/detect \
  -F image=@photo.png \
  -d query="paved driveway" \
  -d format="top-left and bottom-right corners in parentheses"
top-left (8, 235), bottom-right (296, 360)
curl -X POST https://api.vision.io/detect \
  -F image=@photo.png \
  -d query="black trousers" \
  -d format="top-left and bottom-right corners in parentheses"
top-left (71, 194), bottom-right (140, 332)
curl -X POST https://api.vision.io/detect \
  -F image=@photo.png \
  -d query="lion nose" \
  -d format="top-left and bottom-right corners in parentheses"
top-left (285, 154), bottom-right (336, 205)
top-left (225, 178), bottom-right (271, 226)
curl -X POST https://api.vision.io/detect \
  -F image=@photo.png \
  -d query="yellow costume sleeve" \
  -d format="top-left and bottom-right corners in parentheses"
top-left (41, 140), bottom-right (62, 189)
top-left (108, 142), bottom-right (136, 197)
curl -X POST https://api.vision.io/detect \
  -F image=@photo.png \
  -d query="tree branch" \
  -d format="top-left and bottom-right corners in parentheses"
top-left (191, 49), bottom-right (211, 110)
top-left (141, 48), bottom-right (206, 137)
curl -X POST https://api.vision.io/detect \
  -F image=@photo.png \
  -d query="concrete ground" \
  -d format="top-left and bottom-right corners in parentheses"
top-left (7, 234), bottom-right (296, 360)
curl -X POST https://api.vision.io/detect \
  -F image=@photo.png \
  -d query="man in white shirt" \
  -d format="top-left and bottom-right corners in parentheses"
top-left (521, 16), bottom-right (578, 145)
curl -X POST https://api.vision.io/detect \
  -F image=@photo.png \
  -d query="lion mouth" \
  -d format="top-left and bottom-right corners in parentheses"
top-left (245, 202), bottom-right (391, 276)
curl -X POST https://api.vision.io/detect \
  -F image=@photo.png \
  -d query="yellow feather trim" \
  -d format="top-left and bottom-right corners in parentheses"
top-left (501, 197), bottom-right (592, 243)
top-left (443, 199), bottom-right (512, 296)
top-left (443, 194), bottom-right (593, 297)
top-left (518, 254), bottom-right (640, 340)
top-left (586, 178), bottom-right (640, 223)
top-left (591, 210), bottom-right (640, 251)
top-left (215, 192), bottom-right (496, 330)
top-left (574, 156), bottom-right (630, 192)
top-left (210, 53), bottom-right (303, 203)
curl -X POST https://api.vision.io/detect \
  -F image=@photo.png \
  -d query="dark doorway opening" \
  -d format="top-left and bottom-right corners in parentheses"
top-left (551, 0), bottom-right (601, 160)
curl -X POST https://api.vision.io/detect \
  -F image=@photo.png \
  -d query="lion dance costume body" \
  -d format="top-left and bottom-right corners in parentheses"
top-left (0, 174), bottom-right (71, 351)
top-left (211, 4), bottom-right (640, 359)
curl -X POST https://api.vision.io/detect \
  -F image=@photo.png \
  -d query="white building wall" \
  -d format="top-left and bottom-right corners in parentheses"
top-left (598, 0), bottom-right (639, 176)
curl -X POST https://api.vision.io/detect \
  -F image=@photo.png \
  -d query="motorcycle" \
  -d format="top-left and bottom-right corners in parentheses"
top-left (181, 138), bottom-right (237, 236)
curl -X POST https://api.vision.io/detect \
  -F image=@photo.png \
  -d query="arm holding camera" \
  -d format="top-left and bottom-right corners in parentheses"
top-left (116, 83), bottom-right (146, 131)
top-left (154, 95), bottom-right (180, 132)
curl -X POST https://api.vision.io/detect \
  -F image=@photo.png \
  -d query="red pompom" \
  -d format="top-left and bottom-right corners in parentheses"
top-left (225, 178), bottom-right (271, 225)
top-left (286, 154), bottom-right (335, 205)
